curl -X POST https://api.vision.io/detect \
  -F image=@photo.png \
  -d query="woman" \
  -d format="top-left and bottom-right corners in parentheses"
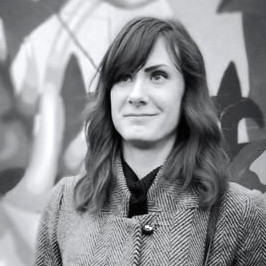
top-left (34, 17), bottom-right (266, 265)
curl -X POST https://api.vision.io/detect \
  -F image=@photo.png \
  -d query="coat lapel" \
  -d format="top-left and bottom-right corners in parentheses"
top-left (147, 164), bottom-right (209, 266)
top-left (111, 156), bottom-right (210, 266)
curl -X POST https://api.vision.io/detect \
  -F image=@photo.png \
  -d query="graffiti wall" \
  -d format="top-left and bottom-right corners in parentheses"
top-left (0, 0), bottom-right (265, 265)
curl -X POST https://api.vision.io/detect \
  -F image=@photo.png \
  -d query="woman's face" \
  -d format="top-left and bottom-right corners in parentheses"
top-left (110, 37), bottom-right (185, 148)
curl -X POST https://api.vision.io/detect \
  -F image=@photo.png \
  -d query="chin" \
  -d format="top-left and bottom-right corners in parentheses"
top-left (124, 137), bottom-right (156, 149)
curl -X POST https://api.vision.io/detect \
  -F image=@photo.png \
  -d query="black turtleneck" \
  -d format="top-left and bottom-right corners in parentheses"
top-left (121, 157), bottom-right (161, 218)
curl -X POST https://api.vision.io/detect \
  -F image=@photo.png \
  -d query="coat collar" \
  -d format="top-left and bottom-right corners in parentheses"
top-left (106, 156), bottom-right (199, 216)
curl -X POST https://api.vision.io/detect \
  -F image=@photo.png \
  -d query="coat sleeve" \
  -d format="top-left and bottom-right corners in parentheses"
top-left (235, 192), bottom-right (266, 265)
top-left (33, 178), bottom-right (66, 266)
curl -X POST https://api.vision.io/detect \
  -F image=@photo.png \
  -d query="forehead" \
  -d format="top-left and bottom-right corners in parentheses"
top-left (143, 37), bottom-right (177, 68)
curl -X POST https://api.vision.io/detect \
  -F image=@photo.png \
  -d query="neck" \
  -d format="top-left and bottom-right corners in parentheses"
top-left (122, 138), bottom-right (175, 179)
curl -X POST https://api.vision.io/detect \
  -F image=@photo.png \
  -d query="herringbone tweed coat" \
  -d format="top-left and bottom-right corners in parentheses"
top-left (34, 159), bottom-right (266, 266)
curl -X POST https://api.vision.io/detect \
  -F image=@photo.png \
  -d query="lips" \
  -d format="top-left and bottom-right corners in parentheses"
top-left (124, 113), bottom-right (157, 117)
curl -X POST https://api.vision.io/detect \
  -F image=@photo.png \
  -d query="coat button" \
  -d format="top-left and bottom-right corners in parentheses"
top-left (142, 224), bottom-right (154, 235)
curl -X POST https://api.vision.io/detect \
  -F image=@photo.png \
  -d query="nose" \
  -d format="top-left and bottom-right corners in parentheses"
top-left (127, 76), bottom-right (148, 106)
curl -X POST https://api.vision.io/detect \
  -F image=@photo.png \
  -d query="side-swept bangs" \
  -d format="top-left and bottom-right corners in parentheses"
top-left (100, 18), bottom-right (173, 90)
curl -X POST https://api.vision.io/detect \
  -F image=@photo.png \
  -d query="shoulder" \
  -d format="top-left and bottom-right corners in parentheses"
top-left (221, 182), bottom-right (266, 229)
top-left (217, 184), bottom-right (266, 263)
top-left (55, 175), bottom-right (80, 195)
top-left (225, 182), bottom-right (265, 210)
top-left (44, 175), bottom-right (80, 212)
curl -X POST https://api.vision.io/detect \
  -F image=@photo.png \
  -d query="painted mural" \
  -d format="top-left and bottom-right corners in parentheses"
top-left (0, 0), bottom-right (265, 265)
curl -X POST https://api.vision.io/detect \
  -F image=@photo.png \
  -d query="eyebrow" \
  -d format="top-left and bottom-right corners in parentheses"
top-left (143, 64), bottom-right (167, 73)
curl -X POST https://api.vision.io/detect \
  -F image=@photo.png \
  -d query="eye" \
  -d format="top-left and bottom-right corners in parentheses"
top-left (151, 71), bottom-right (168, 82)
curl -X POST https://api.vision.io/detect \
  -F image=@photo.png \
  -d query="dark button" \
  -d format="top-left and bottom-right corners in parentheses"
top-left (142, 224), bottom-right (154, 235)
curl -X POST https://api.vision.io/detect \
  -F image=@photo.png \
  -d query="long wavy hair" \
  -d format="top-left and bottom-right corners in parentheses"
top-left (74, 17), bottom-right (229, 212)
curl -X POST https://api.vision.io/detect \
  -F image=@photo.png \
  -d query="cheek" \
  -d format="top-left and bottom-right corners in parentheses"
top-left (110, 89), bottom-right (124, 134)
top-left (110, 89), bottom-right (115, 108)
top-left (110, 87), bottom-right (126, 111)
top-left (110, 88), bottom-right (120, 111)
top-left (165, 92), bottom-right (184, 125)
top-left (110, 91), bottom-right (117, 125)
